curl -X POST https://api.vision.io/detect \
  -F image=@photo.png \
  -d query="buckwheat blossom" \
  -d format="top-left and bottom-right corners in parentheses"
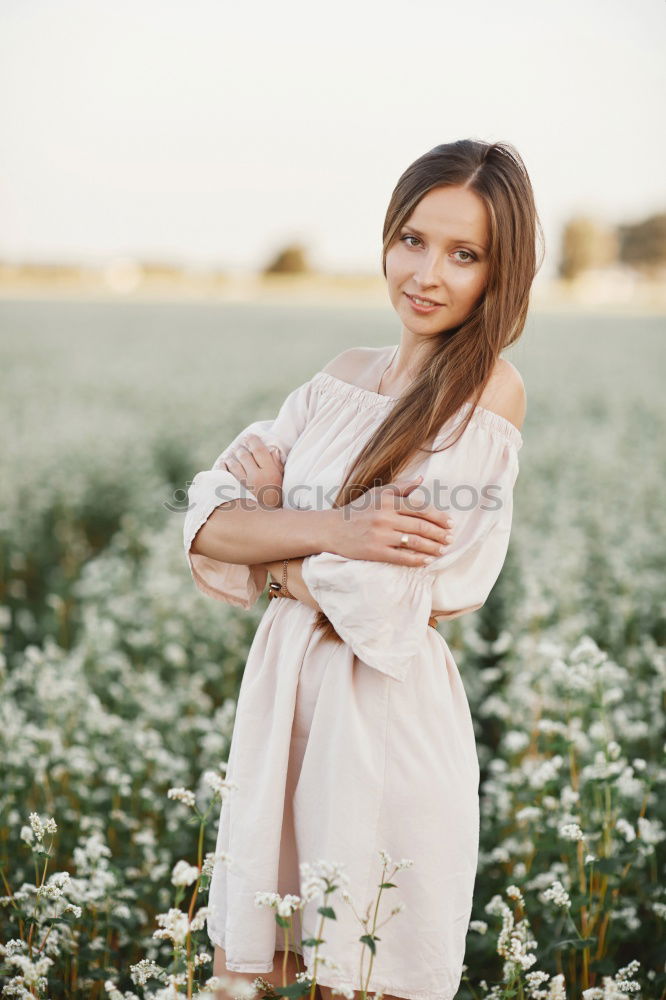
top-left (2, 950), bottom-right (55, 989)
top-left (558, 822), bottom-right (584, 841)
top-left (637, 815), bottom-right (665, 846)
top-left (28, 812), bottom-right (57, 842)
top-left (190, 905), bottom-right (210, 932)
top-left (167, 787), bottom-right (196, 808)
top-left (484, 893), bottom-right (537, 972)
top-left (546, 973), bottom-right (567, 999)
top-left (330, 986), bottom-right (355, 999)
top-left (506, 884), bottom-right (525, 904)
top-left (152, 907), bottom-right (190, 946)
top-left (515, 806), bottom-right (542, 824)
top-left (469, 920), bottom-right (488, 934)
top-left (203, 769), bottom-right (239, 799)
top-left (201, 850), bottom-right (232, 877)
top-left (541, 880), bottom-right (571, 909)
top-left (378, 849), bottom-right (414, 871)
top-left (526, 754), bottom-right (564, 789)
top-left (255, 891), bottom-right (281, 909)
top-left (503, 730), bottom-right (530, 754)
top-left (525, 970), bottom-right (549, 996)
top-left (130, 959), bottom-right (165, 986)
top-left (582, 959), bottom-right (642, 998)
top-left (299, 859), bottom-right (350, 903)
top-left (615, 818), bottom-right (636, 842)
top-left (37, 871), bottom-right (71, 899)
top-left (170, 859), bottom-right (200, 887)
top-left (277, 894), bottom-right (302, 917)
top-left (104, 980), bottom-right (140, 1000)
top-left (560, 785), bottom-right (580, 809)
top-left (254, 890), bottom-right (302, 917)
top-left (611, 903), bottom-right (640, 931)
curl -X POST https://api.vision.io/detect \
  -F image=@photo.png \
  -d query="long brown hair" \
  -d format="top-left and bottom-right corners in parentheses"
top-left (309, 138), bottom-right (544, 644)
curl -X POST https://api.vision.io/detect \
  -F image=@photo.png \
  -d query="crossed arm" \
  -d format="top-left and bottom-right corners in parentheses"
top-left (190, 497), bottom-right (337, 610)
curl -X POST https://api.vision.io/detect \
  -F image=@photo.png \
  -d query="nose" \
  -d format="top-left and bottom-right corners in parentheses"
top-left (414, 251), bottom-right (444, 290)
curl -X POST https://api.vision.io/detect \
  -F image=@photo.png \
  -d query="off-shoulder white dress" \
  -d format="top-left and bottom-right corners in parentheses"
top-left (183, 357), bottom-right (523, 1000)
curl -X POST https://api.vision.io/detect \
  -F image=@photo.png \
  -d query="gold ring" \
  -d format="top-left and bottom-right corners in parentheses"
top-left (400, 534), bottom-right (410, 547)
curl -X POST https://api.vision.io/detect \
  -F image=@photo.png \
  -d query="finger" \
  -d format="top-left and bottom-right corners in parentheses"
top-left (234, 444), bottom-right (260, 472)
top-left (396, 500), bottom-right (454, 533)
top-left (242, 434), bottom-right (280, 469)
top-left (388, 510), bottom-right (454, 548)
top-left (388, 526), bottom-right (453, 562)
top-left (224, 454), bottom-right (248, 477)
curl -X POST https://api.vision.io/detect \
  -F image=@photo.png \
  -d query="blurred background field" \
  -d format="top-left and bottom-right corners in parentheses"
top-left (2, 0), bottom-right (665, 994)
top-left (1, 298), bottom-right (666, 996)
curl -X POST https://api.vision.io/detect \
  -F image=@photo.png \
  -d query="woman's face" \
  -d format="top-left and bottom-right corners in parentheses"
top-left (385, 185), bottom-right (491, 337)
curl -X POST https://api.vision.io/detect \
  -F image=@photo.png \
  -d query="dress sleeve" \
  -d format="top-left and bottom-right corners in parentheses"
top-left (301, 413), bottom-right (522, 682)
top-left (183, 377), bottom-right (314, 608)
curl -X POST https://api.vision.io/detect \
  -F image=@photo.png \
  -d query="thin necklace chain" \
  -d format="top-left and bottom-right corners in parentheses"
top-left (376, 345), bottom-right (399, 395)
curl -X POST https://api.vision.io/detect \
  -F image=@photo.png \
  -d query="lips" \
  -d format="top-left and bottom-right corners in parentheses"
top-left (405, 293), bottom-right (443, 307)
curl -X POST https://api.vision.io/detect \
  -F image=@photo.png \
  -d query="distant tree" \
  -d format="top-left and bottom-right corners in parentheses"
top-left (617, 212), bottom-right (666, 274)
top-left (558, 216), bottom-right (617, 281)
top-left (263, 242), bottom-right (311, 275)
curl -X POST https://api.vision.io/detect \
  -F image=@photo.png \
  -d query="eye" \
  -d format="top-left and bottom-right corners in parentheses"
top-left (454, 250), bottom-right (477, 263)
top-left (400, 234), bottom-right (421, 248)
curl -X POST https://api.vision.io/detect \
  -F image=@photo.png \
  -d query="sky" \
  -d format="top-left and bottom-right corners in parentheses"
top-left (0, 0), bottom-right (664, 280)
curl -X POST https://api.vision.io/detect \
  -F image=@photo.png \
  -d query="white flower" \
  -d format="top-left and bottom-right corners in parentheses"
top-left (469, 920), bottom-right (488, 934)
top-left (255, 891), bottom-right (281, 909)
top-left (547, 973), bottom-right (567, 999)
top-left (171, 860), bottom-right (200, 887)
top-left (152, 908), bottom-right (190, 946)
top-left (615, 818), bottom-right (636, 842)
top-left (202, 850), bottom-right (232, 876)
top-left (167, 787), bottom-right (196, 808)
top-left (28, 812), bottom-right (57, 842)
top-left (377, 849), bottom-right (413, 872)
top-left (542, 880), bottom-right (571, 909)
top-left (190, 906), bottom-right (210, 932)
top-left (37, 871), bottom-right (71, 899)
top-left (516, 806), bottom-right (542, 824)
top-left (637, 816), bottom-right (665, 845)
top-left (277, 894), bottom-right (302, 917)
top-left (203, 771), bottom-right (239, 799)
top-left (331, 986), bottom-right (355, 999)
top-left (559, 822), bottom-right (584, 842)
top-left (506, 885), bottom-right (525, 904)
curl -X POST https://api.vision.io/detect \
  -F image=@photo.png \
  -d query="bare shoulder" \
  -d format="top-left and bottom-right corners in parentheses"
top-left (320, 345), bottom-right (387, 384)
top-left (477, 358), bottom-right (527, 432)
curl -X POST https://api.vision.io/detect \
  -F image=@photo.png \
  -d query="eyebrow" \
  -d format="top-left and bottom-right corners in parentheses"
top-left (400, 224), bottom-right (487, 252)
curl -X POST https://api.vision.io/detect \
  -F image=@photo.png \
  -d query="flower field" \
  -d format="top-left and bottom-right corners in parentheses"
top-left (0, 299), bottom-right (664, 999)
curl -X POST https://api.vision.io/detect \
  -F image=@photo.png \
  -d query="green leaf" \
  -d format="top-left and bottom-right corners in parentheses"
top-left (275, 914), bottom-right (291, 928)
top-left (379, 881), bottom-right (397, 888)
top-left (594, 855), bottom-right (632, 873)
top-left (300, 937), bottom-right (324, 947)
top-left (317, 905), bottom-right (336, 919)
top-left (544, 936), bottom-right (597, 954)
top-left (359, 934), bottom-right (376, 954)
top-left (273, 983), bottom-right (313, 998)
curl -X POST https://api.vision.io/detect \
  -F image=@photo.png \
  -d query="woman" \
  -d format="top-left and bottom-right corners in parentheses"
top-left (184, 138), bottom-right (542, 1000)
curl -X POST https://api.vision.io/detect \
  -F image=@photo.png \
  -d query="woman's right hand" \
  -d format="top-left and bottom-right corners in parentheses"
top-left (332, 477), bottom-right (454, 566)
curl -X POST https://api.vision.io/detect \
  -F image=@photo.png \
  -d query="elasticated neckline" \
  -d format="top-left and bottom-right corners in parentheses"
top-left (311, 370), bottom-right (524, 450)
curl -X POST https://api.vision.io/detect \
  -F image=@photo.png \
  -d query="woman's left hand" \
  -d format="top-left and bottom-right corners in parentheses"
top-left (222, 434), bottom-right (285, 510)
